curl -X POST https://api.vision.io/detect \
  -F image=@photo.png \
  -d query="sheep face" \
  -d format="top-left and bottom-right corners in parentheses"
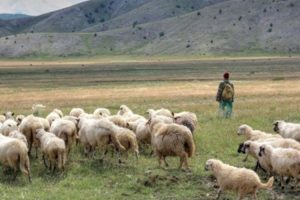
top-left (204, 159), bottom-right (214, 171)
top-left (237, 124), bottom-right (250, 135)
top-left (237, 143), bottom-right (246, 153)
top-left (3, 111), bottom-right (14, 119)
top-left (273, 121), bottom-right (283, 133)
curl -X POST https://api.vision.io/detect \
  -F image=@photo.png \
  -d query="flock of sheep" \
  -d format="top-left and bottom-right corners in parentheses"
top-left (211, 122), bottom-right (300, 200)
top-left (1, 104), bottom-right (300, 199)
top-left (0, 105), bottom-right (197, 183)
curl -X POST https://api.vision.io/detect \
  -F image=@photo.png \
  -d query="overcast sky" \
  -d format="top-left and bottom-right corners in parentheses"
top-left (0, 0), bottom-right (88, 16)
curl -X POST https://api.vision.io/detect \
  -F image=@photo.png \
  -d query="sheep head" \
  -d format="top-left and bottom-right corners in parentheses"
top-left (237, 124), bottom-right (252, 135)
top-left (273, 120), bottom-right (284, 133)
top-left (205, 159), bottom-right (218, 171)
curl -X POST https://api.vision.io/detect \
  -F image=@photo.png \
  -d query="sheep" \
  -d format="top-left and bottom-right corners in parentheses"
top-left (32, 104), bottom-right (46, 116)
top-left (3, 111), bottom-right (15, 120)
top-left (147, 108), bottom-right (174, 119)
top-left (237, 124), bottom-right (281, 141)
top-left (0, 134), bottom-right (31, 182)
top-left (16, 115), bottom-right (25, 126)
top-left (0, 119), bottom-right (18, 136)
top-left (8, 130), bottom-right (28, 147)
top-left (53, 108), bottom-right (63, 118)
top-left (127, 119), bottom-right (152, 145)
top-left (117, 105), bottom-right (144, 122)
top-left (50, 118), bottom-right (77, 156)
top-left (205, 159), bottom-right (274, 200)
top-left (46, 112), bottom-right (61, 126)
top-left (19, 115), bottom-right (49, 157)
top-left (0, 115), bottom-right (5, 123)
top-left (273, 120), bottom-right (300, 142)
top-left (36, 129), bottom-right (66, 172)
top-left (259, 144), bottom-right (300, 189)
top-left (115, 127), bottom-right (139, 161)
top-left (108, 115), bottom-right (128, 128)
top-left (70, 108), bottom-right (85, 118)
top-left (93, 108), bottom-right (111, 118)
top-left (78, 118), bottom-right (125, 161)
top-left (149, 116), bottom-right (195, 169)
top-left (174, 111), bottom-right (197, 134)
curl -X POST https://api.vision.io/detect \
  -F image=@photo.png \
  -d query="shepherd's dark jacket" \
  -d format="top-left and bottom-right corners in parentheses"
top-left (216, 80), bottom-right (234, 102)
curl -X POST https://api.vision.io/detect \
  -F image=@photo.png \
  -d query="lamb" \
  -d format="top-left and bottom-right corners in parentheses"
top-left (50, 118), bottom-right (77, 156)
top-left (19, 115), bottom-right (49, 157)
top-left (16, 115), bottom-right (25, 126)
top-left (0, 134), bottom-right (31, 182)
top-left (70, 108), bottom-right (85, 118)
top-left (78, 118), bottom-right (125, 161)
top-left (174, 111), bottom-right (197, 134)
top-left (36, 129), bottom-right (66, 172)
top-left (205, 159), bottom-right (273, 200)
top-left (273, 120), bottom-right (300, 142)
top-left (0, 119), bottom-right (18, 136)
top-left (147, 108), bottom-right (174, 119)
top-left (237, 124), bottom-right (281, 141)
top-left (149, 116), bottom-right (195, 169)
top-left (8, 130), bottom-right (28, 147)
top-left (93, 108), bottom-right (111, 118)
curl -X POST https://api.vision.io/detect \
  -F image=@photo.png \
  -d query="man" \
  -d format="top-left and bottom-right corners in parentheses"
top-left (216, 72), bottom-right (234, 118)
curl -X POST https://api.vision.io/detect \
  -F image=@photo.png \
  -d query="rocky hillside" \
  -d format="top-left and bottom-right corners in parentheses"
top-left (0, 0), bottom-right (298, 57)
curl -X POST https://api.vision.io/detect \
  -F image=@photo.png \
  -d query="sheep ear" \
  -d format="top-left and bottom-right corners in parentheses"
top-left (2, 113), bottom-right (5, 116)
top-left (12, 112), bottom-right (14, 116)
top-left (171, 112), bottom-right (175, 117)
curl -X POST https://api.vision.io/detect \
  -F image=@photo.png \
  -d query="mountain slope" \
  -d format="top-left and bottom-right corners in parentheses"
top-left (0, 14), bottom-right (31, 20)
top-left (0, 0), bottom-right (298, 57)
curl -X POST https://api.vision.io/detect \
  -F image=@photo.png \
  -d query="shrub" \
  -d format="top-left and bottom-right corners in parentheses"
top-left (197, 12), bottom-right (201, 16)
top-left (159, 32), bottom-right (165, 37)
top-left (132, 21), bottom-right (138, 28)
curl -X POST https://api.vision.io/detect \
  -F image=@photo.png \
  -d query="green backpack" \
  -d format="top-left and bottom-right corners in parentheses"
top-left (222, 83), bottom-right (234, 100)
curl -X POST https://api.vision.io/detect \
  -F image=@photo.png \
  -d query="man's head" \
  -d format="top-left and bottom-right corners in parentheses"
top-left (223, 72), bottom-right (229, 80)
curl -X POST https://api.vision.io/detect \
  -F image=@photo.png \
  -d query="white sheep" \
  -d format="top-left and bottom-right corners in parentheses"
top-left (70, 108), bottom-right (85, 118)
top-left (36, 129), bottom-right (66, 172)
top-left (149, 116), bottom-right (194, 169)
top-left (50, 118), bottom-right (77, 156)
top-left (205, 159), bottom-right (273, 200)
top-left (32, 104), bottom-right (46, 116)
top-left (46, 111), bottom-right (61, 126)
top-left (93, 108), bottom-right (111, 118)
top-left (259, 144), bottom-right (300, 189)
top-left (78, 118), bottom-right (125, 161)
top-left (3, 111), bottom-right (15, 120)
top-left (8, 130), bottom-right (28, 147)
top-left (19, 115), bottom-right (49, 157)
top-left (237, 124), bottom-right (281, 141)
top-left (0, 134), bottom-right (31, 182)
top-left (273, 120), bottom-right (300, 142)
top-left (147, 108), bottom-right (174, 118)
top-left (174, 111), bottom-right (197, 134)
top-left (0, 119), bottom-right (18, 136)
top-left (0, 115), bottom-right (5, 123)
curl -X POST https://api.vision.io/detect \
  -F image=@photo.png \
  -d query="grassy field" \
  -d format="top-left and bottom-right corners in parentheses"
top-left (0, 58), bottom-right (300, 199)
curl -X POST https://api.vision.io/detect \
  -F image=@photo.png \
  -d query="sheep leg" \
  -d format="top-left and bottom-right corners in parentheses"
top-left (43, 154), bottom-right (48, 169)
top-left (291, 178), bottom-right (299, 190)
top-left (178, 156), bottom-right (184, 170)
top-left (243, 154), bottom-right (249, 162)
top-left (216, 189), bottom-right (222, 200)
top-left (157, 153), bottom-right (162, 167)
top-left (163, 156), bottom-right (169, 167)
top-left (35, 146), bottom-right (38, 159)
top-left (280, 176), bottom-right (285, 190)
top-left (252, 192), bottom-right (258, 200)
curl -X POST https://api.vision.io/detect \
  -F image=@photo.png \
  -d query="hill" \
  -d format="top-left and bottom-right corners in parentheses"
top-left (0, 13), bottom-right (31, 20)
top-left (0, 0), bottom-right (298, 57)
